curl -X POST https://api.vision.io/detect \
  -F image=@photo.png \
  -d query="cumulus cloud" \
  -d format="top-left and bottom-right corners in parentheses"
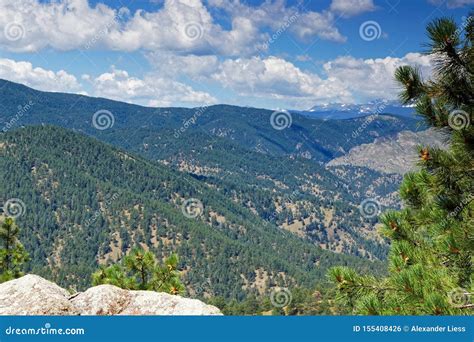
top-left (0, 51), bottom-right (433, 110)
top-left (330, 0), bottom-right (376, 17)
top-left (289, 11), bottom-right (346, 43)
top-left (106, 0), bottom-right (268, 56)
top-left (209, 0), bottom-right (346, 43)
top-left (146, 51), bottom-right (433, 108)
top-left (0, 0), bottom-right (348, 54)
top-left (0, 57), bottom-right (215, 107)
top-left (0, 0), bottom-right (119, 52)
top-left (84, 67), bottom-right (216, 107)
top-left (0, 0), bottom-right (265, 55)
top-left (0, 58), bottom-right (82, 93)
top-left (210, 56), bottom-right (353, 107)
top-left (322, 52), bottom-right (433, 102)
top-left (145, 53), bottom-right (220, 80)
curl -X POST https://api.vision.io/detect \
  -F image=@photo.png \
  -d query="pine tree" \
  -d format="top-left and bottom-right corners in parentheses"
top-left (329, 15), bottom-right (473, 315)
top-left (0, 218), bottom-right (29, 282)
top-left (92, 248), bottom-right (185, 295)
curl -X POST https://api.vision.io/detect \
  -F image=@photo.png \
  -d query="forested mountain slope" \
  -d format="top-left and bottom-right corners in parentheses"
top-left (0, 79), bottom-right (431, 258)
top-left (0, 125), bottom-right (383, 298)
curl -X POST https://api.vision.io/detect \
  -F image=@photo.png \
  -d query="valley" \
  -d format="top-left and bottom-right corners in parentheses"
top-left (0, 79), bottom-right (441, 300)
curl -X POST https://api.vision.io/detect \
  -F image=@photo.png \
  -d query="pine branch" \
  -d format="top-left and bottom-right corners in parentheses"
top-left (456, 304), bottom-right (474, 309)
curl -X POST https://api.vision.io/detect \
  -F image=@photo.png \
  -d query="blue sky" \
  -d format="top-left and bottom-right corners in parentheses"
top-left (0, 0), bottom-right (472, 109)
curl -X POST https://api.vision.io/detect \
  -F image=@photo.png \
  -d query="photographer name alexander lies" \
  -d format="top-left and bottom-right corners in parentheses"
top-left (410, 325), bottom-right (466, 333)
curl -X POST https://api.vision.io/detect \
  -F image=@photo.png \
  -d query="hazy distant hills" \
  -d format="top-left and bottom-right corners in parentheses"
top-left (0, 79), bottom-right (421, 162)
top-left (293, 99), bottom-right (416, 120)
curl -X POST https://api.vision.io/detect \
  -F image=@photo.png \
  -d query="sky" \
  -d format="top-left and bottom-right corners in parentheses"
top-left (0, 0), bottom-right (472, 110)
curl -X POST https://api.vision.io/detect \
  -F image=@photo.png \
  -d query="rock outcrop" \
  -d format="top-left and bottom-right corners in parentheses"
top-left (0, 275), bottom-right (221, 316)
top-left (327, 129), bottom-right (446, 174)
top-left (70, 284), bottom-right (222, 315)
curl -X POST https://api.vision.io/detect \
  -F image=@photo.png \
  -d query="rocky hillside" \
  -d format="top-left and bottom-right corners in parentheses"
top-left (327, 129), bottom-right (446, 174)
top-left (0, 275), bottom-right (221, 315)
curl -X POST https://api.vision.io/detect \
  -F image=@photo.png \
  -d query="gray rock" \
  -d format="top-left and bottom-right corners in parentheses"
top-left (0, 275), bottom-right (222, 316)
top-left (71, 284), bottom-right (222, 315)
top-left (327, 129), bottom-right (446, 174)
top-left (0, 274), bottom-right (78, 315)
top-left (70, 285), bottom-right (130, 315)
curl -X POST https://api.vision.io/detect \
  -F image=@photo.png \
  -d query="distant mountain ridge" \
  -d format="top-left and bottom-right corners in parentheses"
top-left (293, 99), bottom-right (416, 120)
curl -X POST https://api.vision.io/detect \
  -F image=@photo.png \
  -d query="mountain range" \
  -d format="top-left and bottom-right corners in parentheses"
top-left (294, 99), bottom-right (416, 120)
top-left (0, 79), bottom-right (443, 299)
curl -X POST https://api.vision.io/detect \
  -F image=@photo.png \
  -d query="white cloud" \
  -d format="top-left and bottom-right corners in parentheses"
top-left (0, 0), bottom-right (348, 55)
top-left (330, 0), bottom-right (376, 17)
top-left (289, 11), bottom-right (346, 43)
top-left (145, 53), bottom-right (219, 80)
top-left (322, 52), bottom-right (433, 102)
top-left (0, 0), bottom-right (119, 52)
top-left (209, 0), bottom-right (346, 43)
top-left (0, 51), bottom-right (434, 110)
top-left (0, 0), bottom-right (266, 55)
top-left (210, 56), bottom-right (353, 107)
top-left (85, 67), bottom-right (216, 107)
top-left (0, 58), bottom-right (82, 92)
top-left (105, 0), bottom-right (267, 56)
top-left (0, 57), bottom-right (215, 107)
top-left (146, 52), bottom-right (433, 108)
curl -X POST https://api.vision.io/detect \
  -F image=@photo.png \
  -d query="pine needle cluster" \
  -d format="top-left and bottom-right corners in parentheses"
top-left (329, 15), bottom-right (473, 315)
